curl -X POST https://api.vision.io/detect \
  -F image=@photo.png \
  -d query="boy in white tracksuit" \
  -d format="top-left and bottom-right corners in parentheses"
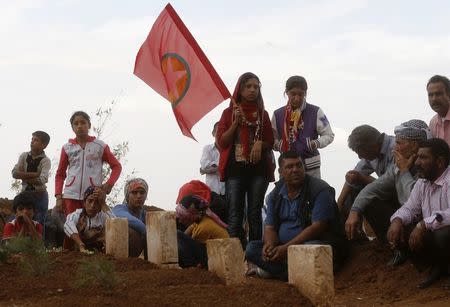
top-left (64, 186), bottom-right (113, 252)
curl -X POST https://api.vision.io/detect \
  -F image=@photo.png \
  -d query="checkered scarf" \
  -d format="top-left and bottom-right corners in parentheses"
top-left (394, 119), bottom-right (431, 141)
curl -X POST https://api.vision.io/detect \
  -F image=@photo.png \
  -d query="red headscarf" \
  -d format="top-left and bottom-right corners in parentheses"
top-left (230, 72), bottom-right (265, 160)
top-left (175, 180), bottom-right (227, 228)
top-left (176, 180), bottom-right (211, 204)
top-left (216, 73), bottom-right (275, 182)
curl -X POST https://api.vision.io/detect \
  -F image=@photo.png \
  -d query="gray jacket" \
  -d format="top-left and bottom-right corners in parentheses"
top-left (351, 164), bottom-right (417, 213)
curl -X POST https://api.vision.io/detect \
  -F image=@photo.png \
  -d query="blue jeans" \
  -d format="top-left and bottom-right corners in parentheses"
top-left (245, 239), bottom-right (327, 280)
top-left (33, 191), bottom-right (48, 226)
top-left (177, 230), bottom-right (207, 268)
top-left (226, 176), bottom-right (268, 248)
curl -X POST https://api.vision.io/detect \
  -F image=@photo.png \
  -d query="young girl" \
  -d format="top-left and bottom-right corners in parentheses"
top-left (271, 76), bottom-right (334, 178)
top-left (55, 111), bottom-right (122, 216)
top-left (216, 72), bottom-right (275, 248)
top-left (64, 186), bottom-right (113, 252)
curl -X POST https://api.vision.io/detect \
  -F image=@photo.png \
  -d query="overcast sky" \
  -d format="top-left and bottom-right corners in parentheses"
top-left (1, 0), bottom-right (448, 210)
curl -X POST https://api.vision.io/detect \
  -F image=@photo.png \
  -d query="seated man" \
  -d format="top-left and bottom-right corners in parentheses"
top-left (2, 192), bottom-right (43, 242)
top-left (245, 151), bottom-right (347, 280)
top-left (337, 125), bottom-right (395, 219)
top-left (387, 138), bottom-right (450, 288)
top-left (175, 180), bottom-right (229, 268)
top-left (345, 120), bottom-right (429, 263)
top-left (112, 178), bottom-right (148, 258)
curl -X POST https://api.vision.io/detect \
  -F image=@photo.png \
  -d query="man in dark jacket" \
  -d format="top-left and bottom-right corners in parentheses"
top-left (245, 151), bottom-right (347, 280)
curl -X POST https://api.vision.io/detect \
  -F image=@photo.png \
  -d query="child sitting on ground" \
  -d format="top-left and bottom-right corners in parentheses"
top-left (2, 192), bottom-right (43, 242)
top-left (63, 186), bottom-right (113, 253)
top-left (11, 131), bottom-right (51, 225)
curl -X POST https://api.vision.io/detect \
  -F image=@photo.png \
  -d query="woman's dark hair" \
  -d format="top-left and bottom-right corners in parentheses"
top-left (285, 75), bottom-right (308, 92)
top-left (236, 72), bottom-right (261, 103)
top-left (70, 111), bottom-right (91, 125)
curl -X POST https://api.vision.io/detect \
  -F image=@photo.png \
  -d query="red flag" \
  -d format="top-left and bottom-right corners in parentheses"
top-left (134, 3), bottom-right (230, 139)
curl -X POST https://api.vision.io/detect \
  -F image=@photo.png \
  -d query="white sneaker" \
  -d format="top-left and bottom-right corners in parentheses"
top-left (256, 267), bottom-right (273, 279)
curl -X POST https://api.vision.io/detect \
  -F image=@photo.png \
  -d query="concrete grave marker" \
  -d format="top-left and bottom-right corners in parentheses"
top-left (105, 218), bottom-right (129, 259)
top-left (146, 211), bottom-right (179, 268)
top-left (288, 245), bottom-right (334, 307)
top-left (206, 238), bottom-right (245, 285)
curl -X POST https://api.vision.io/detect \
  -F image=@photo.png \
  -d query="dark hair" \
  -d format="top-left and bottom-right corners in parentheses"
top-left (419, 138), bottom-right (450, 166)
top-left (32, 131), bottom-right (50, 146)
top-left (70, 111), bottom-right (91, 125)
top-left (13, 192), bottom-right (36, 212)
top-left (285, 75), bottom-right (308, 92)
top-left (348, 125), bottom-right (382, 151)
top-left (278, 150), bottom-right (302, 167)
top-left (83, 186), bottom-right (96, 201)
top-left (427, 75), bottom-right (450, 95)
top-left (236, 72), bottom-right (261, 103)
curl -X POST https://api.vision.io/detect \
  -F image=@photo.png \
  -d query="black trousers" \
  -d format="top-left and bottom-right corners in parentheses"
top-left (364, 199), bottom-right (399, 243)
top-left (407, 226), bottom-right (450, 271)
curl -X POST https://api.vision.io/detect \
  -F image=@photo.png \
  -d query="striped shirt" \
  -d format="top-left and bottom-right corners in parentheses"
top-left (429, 108), bottom-right (450, 147)
top-left (391, 167), bottom-right (450, 231)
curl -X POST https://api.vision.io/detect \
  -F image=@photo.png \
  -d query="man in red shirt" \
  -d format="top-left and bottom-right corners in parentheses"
top-left (2, 192), bottom-right (43, 242)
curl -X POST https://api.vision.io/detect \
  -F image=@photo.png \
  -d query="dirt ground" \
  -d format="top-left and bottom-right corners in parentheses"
top-left (0, 241), bottom-right (448, 307)
top-left (335, 241), bottom-right (450, 306)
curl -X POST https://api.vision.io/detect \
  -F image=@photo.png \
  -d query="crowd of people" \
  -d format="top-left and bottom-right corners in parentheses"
top-left (3, 73), bottom-right (450, 290)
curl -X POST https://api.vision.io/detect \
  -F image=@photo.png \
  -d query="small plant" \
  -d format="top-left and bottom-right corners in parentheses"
top-left (74, 258), bottom-right (118, 290)
top-left (3, 236), bottom-right (50, 276)
top-left (19, 248), bottom-right (50, 276)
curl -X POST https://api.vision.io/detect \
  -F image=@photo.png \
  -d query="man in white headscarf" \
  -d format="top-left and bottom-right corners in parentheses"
top-left (345, 120), bottom-right (430, 265)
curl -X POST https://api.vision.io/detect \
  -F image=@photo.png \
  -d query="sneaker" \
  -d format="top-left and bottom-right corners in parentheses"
top-left (245, 262), bottom-right (258, 276)
top-left (386, 249), bottom-right (407, 267)
top-left (256, 267), bottom-right (273, 279)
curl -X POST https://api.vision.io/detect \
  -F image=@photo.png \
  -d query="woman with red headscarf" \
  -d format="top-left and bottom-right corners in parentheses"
top-left (176, 180), bottom-right (229, 268)
top-left (216, 72), bottom-right (275, 247)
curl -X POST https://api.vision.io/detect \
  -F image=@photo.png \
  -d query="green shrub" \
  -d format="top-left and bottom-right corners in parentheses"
top-left (74, 258), bottom-right (118, 290)
top-left (3, 237), bottom-right (50, 276)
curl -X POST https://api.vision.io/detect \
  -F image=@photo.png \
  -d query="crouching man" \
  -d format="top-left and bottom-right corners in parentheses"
top-left (245, 151), bottom-right (347, 280)
top-left (387, 138), bottom-right (450, 288)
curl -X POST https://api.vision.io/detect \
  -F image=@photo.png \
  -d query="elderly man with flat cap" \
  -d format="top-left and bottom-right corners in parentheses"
top-left (345, 119), bottom-right (430, 265)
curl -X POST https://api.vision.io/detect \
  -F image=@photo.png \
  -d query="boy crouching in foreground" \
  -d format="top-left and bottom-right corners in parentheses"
top-left (2, 192), bottom-right (43, 242)
top-left (64, 186), bottom-right (112, 253)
